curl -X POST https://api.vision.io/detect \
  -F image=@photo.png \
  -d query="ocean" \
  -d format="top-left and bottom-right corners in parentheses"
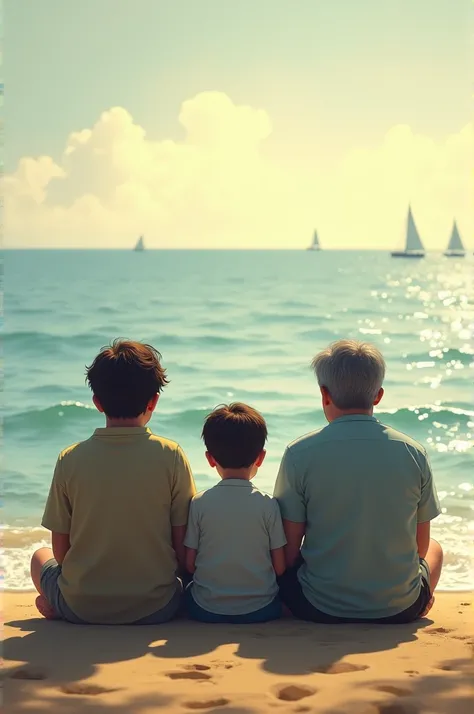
top-left (3, 249), bottom-right (473, 591)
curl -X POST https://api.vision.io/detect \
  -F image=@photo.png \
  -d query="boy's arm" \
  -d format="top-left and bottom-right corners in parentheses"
top-left (42, 456), bottom-right (72, 560)
top-left (267, 499), bottom-right (288, 575)
top-left (185, 548), bottom-right (197, 574)
top-left (184, 498), bottom-right (200, 574)
top-left (171, 525), bottom-right (187, 570)
top-left (170, 447), bottom-right (196, 570)
top-left (273, 449), bottom-right (306, 567)
top-left (52, 532), bottom-right (71, 564)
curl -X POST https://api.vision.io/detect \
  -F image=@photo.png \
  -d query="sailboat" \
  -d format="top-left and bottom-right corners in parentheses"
top-left (307, 230), bottom-right (321, 251)
top-left (391, 206), bottom-right (425, 258)
top-left (444, 221), bottom-right (465, 257)
top-left (134, 235), bottom-right (145, 252)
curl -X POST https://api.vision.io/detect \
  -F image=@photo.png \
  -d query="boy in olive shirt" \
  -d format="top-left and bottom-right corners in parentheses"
top-left (31, 340), bottom-right (196, 624)
top-left (184, 403), bottom-right (286, 623)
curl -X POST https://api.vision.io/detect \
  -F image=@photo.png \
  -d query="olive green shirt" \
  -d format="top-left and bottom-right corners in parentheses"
top-left (42, 427), bottom-right (196, 624)
top-left (274, 415), bottom-right (441, 619)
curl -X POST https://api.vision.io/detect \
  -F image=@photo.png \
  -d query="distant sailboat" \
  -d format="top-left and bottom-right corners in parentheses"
top-left (134, 235), bottom-right (145, 252)
top-left (391, 207), bottom-right (424, 258)
top-left (307, 230), bottom-right (321, 251)
top-left (444, 221), bottom-right (465, 257)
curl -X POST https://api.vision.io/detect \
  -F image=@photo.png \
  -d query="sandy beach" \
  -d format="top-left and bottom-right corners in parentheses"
top-left (3, 592), bottom-right (472, 714)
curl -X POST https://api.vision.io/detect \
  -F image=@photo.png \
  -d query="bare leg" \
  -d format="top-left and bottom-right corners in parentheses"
top-left (30, 548), bottom-right (59, 619)
top-left (421, 538), bottom-right (443, 617)
top-left (30, 547), bottom-right (54, 593)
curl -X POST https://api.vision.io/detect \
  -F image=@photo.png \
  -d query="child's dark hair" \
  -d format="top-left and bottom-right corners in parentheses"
top-left (202, 402), bottom-right (267, 469)
top-left (86, 339), bottom-right (169, 418)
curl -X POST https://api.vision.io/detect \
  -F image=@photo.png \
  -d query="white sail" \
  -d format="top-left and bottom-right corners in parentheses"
top-left (405, 207), bottom-right (424, 252)
top-left (134, 235), bottom-right (145, 251)
top-left (446, 221), bottom-right (464, 253)
top-left (307, 229), bottom-right (320, 250)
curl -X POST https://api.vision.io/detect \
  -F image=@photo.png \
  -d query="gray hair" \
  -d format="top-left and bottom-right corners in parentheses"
top-left (311, 340), bottom-right (386, 410)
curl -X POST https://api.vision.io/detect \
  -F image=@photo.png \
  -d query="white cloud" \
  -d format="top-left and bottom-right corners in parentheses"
top-left (4, 91), bottom-right (472, 249)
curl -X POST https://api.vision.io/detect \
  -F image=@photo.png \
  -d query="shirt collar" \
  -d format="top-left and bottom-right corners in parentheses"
top-left (217, 479), bottom-right (253, 487)
top-left (93, 427), bottom-right (151, 436)
top-left (332, 414), bottom-right (378, 424)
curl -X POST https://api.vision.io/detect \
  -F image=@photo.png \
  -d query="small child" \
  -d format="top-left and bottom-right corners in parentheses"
top-left (184, 402), bottom-right (286, 623)
top-left (31, 340), bottom-right (196, 625)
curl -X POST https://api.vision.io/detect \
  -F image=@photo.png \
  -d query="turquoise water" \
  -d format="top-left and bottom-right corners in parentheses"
top-left (3, 250), bottom-right (474, 590)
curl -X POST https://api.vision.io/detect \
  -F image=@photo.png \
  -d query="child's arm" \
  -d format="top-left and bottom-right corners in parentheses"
top-left (282, 520), bottom-right (305, 568)
top-left (185, 547), bottom-right (197, 574)
top-left (41, 454), bottom-right (72, 562)
top-left (171, 525), bottom-right (187, 571)
top-left (270, 547), bottom-right (286, 576)
top-left (170, 447), bottom-right (197, 570)
top-left (267, 499), bottom-right (288, 574)
top-left (52, 532), bottom-right (71, 564)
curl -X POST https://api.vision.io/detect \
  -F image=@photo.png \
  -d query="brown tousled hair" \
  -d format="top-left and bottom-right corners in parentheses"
top-left (202, 402), bottom-right (267, 469)
top-left (86, 339), bottom-right (169, 418)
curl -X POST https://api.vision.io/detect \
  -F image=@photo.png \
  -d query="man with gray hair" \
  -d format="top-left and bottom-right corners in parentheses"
top-left (274, 339), bottom-right (443, 624)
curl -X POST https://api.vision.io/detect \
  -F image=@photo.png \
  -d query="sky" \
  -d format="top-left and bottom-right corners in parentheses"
top-left (3, 0), bottom-right (473, 249)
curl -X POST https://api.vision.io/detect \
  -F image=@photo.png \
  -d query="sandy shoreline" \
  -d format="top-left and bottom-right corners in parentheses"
top-left (3, 592), bottom-right (473, 713)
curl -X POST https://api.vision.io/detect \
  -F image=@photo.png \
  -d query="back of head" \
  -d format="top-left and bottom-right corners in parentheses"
top-left (311, 339), bottom-right (385, 410)
top-left (86, 339), bottom-right (169, 418)
top-left (202, 402), bottom-right (267, 469)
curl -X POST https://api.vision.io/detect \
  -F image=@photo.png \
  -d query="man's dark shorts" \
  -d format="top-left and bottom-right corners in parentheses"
top-left (278, 559), bottom-right (432, 624)
top-left (40, 558), bottom-right (183, 625)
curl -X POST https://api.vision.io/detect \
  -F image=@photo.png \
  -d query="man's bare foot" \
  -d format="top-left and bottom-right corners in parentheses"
top-left (421, 595), bottom-right (435, 618)
top-left (35, 595), bottom-right (60, 620)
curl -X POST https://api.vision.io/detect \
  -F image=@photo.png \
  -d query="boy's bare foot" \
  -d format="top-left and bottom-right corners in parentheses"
top-left (35, 595), bottom-right (60, 620)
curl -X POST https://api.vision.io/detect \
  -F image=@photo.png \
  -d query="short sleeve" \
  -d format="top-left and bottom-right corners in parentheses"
top-left (266, 498), bottom-right (287, 550)
top-left (170, 446), bottom-right (196, 527)
top-left (417, 450), bottom-right (441, 523)
top-left (273, 448), bottom-right (306, 523)
top-left (184, 498), bottom-right (200, 550)
top-left (41, 456), bottom-right (72, 533)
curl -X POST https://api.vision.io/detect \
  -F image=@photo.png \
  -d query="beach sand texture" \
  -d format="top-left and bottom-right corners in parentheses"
top-left (3, 592), bottom-right (473, 713)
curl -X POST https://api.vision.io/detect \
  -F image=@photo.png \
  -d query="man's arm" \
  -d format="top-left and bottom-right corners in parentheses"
top-left (270, 547), bottom-right (286, 576)
top-left (282, 520), bottom-right (306, 567)
top-left (52, 532), bottom-right (71, 564)
top-left (273, 448), bottom-right (306, 567)
top-left (416, 521), bottom-right (430, 559)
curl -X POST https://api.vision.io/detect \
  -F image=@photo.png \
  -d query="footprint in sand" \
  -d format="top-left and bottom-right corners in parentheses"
top-left (403, 670), bottom-right (419, 676)
top-left (372, 685), bottom-right (412, 697)
top-left (60, 683), bottom-right (120, 696)
top-left (370, 703), bottom-right (419, 714)
top-left (425, 626), bottom-right (453, 635)
top-left (272, 684), bottom-right (317, 702)
top-left (183, 698), bottom-right (230, 710)
top-left (210, 659), bottom-right (238, 669)
top-left (166, 667), bottom-right (213, 681)
top-left (460, 602), bottom-right (471, 607)
top-left (310, 662), bottom-right (369, 674)
top-left (10, 667), bottom-right (47, 681)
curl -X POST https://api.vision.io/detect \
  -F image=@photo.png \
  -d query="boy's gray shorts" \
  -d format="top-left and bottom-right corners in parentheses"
top-left (40, 558), bottom-right (182, 625)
